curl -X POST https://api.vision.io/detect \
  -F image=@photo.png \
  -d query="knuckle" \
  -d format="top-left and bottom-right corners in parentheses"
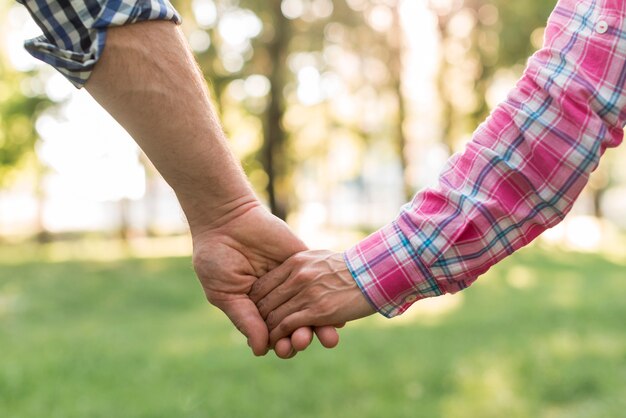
top-left (304, 283), bottom-right (323, 299)
top-left (266, 311), bottom-right (278, 329)
top-left (277, 320), bottom-right (291, 337)
top-left (257, 301), bottom-right (268, 317)
top-left (292, 272), bottom-right (307, 285)
top-left (292, 252), bottom-right (307, 263)
top-left (301, 287), bottom-right (316, 301)
top-left (301, 267), bottom-right (315, 279)
top-left (249, 281), bottom-right (261, 296)
top-left (294, 268), bottom-right (315, 284)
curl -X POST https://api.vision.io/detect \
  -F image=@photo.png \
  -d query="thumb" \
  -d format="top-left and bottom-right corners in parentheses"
top-left (221, 298), bottom-right (269, 356)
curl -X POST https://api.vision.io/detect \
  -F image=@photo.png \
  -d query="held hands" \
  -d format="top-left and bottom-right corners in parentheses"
top-left (190, 199), bottom-right (374, 357)
top-left (250, 250), bottom-right (376, 348)
top-left (190, 202), bottom-right (339, 358)
top-left (84, 21), bottom-right (360, 358)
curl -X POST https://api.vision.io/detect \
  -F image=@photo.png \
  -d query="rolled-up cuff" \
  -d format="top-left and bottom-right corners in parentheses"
top-left (20, 0), bottom-right (181, 88)
top-left (344, 221), bottom-right (443, 318)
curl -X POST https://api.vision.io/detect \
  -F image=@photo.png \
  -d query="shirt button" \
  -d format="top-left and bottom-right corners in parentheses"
top-left (596, 20), bottom-right (609, 34)
top-left (405, 294), bottom-right (418, 303)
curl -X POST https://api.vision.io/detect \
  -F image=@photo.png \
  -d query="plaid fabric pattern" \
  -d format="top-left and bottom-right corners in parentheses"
top-left (17, 0), bottom-right (181, 87)
top-left (345, 0), bottom-right (626, 318)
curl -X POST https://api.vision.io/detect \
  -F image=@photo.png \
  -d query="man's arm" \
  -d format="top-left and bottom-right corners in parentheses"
top-left (85, 21), bottom-right (343, 357)
top-left (84, 21), bottom-right (255, 234)
top-left (251, 0), bottom-right (626, 344)
top-left (17, 0), bottom-right (338, 357)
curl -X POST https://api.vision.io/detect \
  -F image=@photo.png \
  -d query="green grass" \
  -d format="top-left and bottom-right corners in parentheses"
top-left (1, 245), bottom-right (626, 418)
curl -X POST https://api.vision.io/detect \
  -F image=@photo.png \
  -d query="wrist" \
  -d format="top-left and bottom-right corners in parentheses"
top-left (179, 189), bottom-right (262, 236)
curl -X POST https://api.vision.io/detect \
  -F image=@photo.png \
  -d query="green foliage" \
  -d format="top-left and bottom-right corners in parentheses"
top-left (433, 0), bottom-right (557, 148)
top-left (180, 0), bottom-right (561, 208)
top-left (491, 0), bottom-right (558, 67)
top-left (0, 62), bottom-right (50, 186)
top-left (2, 246), bottom-right (626, 417)
top-left (173, 0), bottom-right (402, 215)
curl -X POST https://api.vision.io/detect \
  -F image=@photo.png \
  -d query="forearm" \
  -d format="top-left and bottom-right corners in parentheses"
top-left (347, 0), bottom-right (626, 317)
top-left (19, 1), bottom-right (338, 357)
top-left (84, 21), bottom-right (256, 231)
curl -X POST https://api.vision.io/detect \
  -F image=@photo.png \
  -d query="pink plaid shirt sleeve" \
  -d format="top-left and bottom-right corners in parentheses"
top-left (345, 0), bottom-right (626, 318)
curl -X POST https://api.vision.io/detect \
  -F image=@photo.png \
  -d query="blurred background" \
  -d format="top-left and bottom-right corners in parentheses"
top-left (2, 0), bottom-right (626, 417)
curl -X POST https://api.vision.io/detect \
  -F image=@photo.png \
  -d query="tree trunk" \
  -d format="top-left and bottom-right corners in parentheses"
top-left (591, 188), bottom-right (605, 219)
top-left (261, 1), bottom-right (290, 220)
top-left (140, 153), bottom-right (159, 237)
top-left (390, 3), bottom-right (412, 201)
top-left (118, 197), bottom-right (132, 242)
top-left (35, 166), bottom-right (51, 244)
top-left (435, 16), bottom-right (455, 154)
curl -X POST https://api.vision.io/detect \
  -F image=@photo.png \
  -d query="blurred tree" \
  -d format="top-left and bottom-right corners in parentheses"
top-left (0, 63), bottom-right (49, 187)
top-left (257, 0), bottom-right (291, 220)
top-left (140, 152), bottom-right (162, 237)
top-left (177, 0), bottom-right (409, 219)
top-left (0, 3), bottom-right (53, 241)
top-left (431, 0), bottom-right (556, 151)
top-left (389, 2), bottom-right (411, 200)
top-left (182, 1), bottom-right (564, 223)
top-left (178, 0), bottom-right (294, 218)
top-left (431, 0), bottom-right (614, 219)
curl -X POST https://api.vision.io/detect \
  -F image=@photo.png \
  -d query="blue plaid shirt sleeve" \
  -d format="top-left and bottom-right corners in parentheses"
top-left (16, 0), bottom-right (181, 88)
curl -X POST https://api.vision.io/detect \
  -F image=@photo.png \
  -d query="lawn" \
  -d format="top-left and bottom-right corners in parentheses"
top-left (1, 244), bottom-right (626, 418)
